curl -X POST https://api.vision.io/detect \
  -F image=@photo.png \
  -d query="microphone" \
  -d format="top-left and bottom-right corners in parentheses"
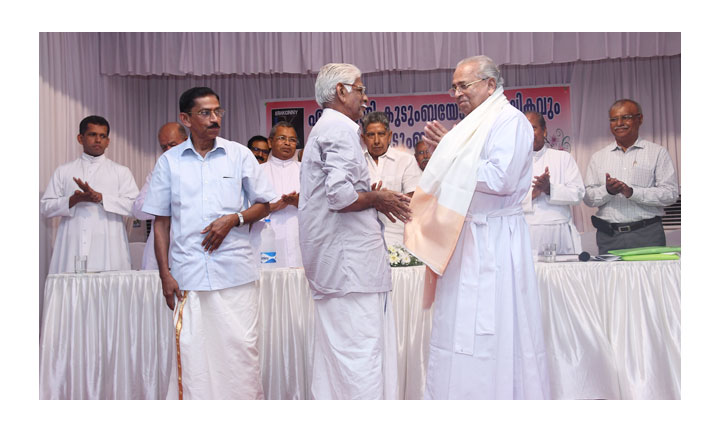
top-left (578, 251), bottom-right (591, 262)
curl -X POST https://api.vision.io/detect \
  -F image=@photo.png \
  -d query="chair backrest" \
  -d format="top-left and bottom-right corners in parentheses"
top-left (129, 242), bottom-right (146, 270)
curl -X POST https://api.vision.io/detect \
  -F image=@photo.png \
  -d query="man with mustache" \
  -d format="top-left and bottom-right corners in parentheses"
top-left (41, 115), bottom-right (139, 274)
top-left (299, 63), bottom-right (411, 399)
top-left (414, 139), bottom-right (432, 171)
top-left (142, 86), bottom-right (276, 399)
top-left (247, 135), bottom-right (271, 164)
top-left (132, 122), bottom-right (187, 269)
top-left (252, 121), bottom-right (302, 267)
top-left (361, 111), bottom-right (422, 248)
top-left (584, 99), bottom-right (678, 254)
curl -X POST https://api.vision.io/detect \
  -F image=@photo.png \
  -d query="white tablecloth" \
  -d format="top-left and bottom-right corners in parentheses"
top-left (39, 261), bottom-right (679, 399)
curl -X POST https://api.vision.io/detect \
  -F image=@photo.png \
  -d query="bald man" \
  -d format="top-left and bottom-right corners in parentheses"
top-left (132, 122), bottom-right (188, 269)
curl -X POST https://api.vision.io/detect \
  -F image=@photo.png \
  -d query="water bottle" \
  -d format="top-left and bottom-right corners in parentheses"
top-left (259, 218), bottom-right (279, 267)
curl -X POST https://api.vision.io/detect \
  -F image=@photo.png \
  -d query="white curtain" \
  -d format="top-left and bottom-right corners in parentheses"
top-left (39, 33), bottom-right (681, 295)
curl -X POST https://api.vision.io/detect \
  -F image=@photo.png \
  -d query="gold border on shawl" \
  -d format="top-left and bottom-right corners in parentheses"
top-left (175, 291), bottom-right (188, 400)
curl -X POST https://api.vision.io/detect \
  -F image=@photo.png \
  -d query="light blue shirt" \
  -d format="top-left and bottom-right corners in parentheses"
top-left (143, 136), bottom-right (277, 291)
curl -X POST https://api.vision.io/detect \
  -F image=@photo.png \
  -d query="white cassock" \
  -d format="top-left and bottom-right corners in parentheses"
top-left (364, 147), bottom-right (422, 248)
top-left (250, 155), bottom-right (302, 267)
top-left (41, 153), bottom-right (139, 274)
top-left (522, 146), bottom-right (584, 254)
top-left (424, 105), bottom-right (550, 399)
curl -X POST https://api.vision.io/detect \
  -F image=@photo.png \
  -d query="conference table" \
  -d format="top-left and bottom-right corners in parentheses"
top-left (39, 260), bottom-right (680, 400)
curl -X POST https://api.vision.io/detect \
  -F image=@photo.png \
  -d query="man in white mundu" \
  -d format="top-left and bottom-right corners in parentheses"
top-left (521, 111), bottom-right (584, 254)
top-left (298, 63), bottom-right (411, 399)
top-left (406, 56), bottom-right (549, 399)
top-left (143, 87), bottom-right (276, 399)
top-left (41, 115), bottom-right (138, 274)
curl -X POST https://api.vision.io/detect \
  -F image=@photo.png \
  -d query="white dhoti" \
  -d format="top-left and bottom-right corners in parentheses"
top-left (311, 292), bottom-right (398, 400)
top-left (166, 282), bottom-right (264, 400)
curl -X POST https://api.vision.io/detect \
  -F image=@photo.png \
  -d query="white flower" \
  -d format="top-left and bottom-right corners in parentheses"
top-left (389, 253), bottom-right (400, 265)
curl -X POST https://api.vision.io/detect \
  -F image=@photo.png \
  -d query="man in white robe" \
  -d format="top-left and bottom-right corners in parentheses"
top-left (142, 87), bottom-right (276, 399)
top-left (361, 111), bottom-right (422, 248)
top-left (408, 56), bottom-right (549, 399)
top-left (41, 115), bottom-right (138, 274)
top-left (298, 63), bottom-right (411, 399)
top-left (250, 121), bottom-right (302, 267)
top-left (522, 111), bottom-right (584, 255)
top-left (131, 122), bottom-right (187, 269)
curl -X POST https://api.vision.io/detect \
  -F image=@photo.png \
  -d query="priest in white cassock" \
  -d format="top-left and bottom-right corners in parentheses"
top-left (41, 115), bottom-right (139, 274)
top-left (250, 121), bottom-right (302, 267)
top-left (131, 122), bottom-right (187, 269)
top-left (361, 111), bottom-right (422, 248)
top-left (143, 87), bottom-right (276, 399)
top-left (521, 111), bottom-right (584, 254)
top-left (406, 56), bottom-right (549, 399)
top-left (298, 63), bottom-right (412, 399)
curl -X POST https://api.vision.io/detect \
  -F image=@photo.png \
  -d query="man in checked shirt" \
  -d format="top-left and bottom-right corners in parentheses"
top-left (584, 99), bottom-right (679, 254)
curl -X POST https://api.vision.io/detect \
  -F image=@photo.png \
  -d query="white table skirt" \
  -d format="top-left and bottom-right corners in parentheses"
top-left (39, 261), bottom-right (679, 399)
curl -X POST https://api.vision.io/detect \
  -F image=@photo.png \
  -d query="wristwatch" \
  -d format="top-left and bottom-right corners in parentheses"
top-left (235, 212), bottom-right (244, 227)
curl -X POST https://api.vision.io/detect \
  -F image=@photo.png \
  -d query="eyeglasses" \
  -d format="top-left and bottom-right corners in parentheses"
top-left (342, 83), bottom-right (367, 95)
top-left (448, 78), bottom-right (488, 96)
top-left (185, 108), bottom-right (226, 119)
top-left (249, 146), bottom-right (270, 154)
top-left (609, 114), bottom-right (641, 123)
top-left (273, 135), bottom-right (299, 144)
top-left (416, 150), bottom-right (431, 156)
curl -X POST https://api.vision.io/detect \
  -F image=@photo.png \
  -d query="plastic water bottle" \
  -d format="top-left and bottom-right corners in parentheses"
top-left (259, 218), bottom-right (279, 267)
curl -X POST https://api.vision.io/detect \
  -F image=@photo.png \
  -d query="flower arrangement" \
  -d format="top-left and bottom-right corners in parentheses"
top-left (387, 244), bottom-right (423, 267)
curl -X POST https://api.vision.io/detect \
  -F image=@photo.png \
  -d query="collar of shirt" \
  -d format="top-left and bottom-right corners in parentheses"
top-left (611, 138), bottom-right (645, 153)
top-left (268, 154), bottom-right (297, 167)
top-left (80, 153), bottom-right (106, 164)
top-left (533, 145), bottom-right (548, 160)
top-left (364, 147), bottom-right (396, 164)
top-left (322, 108), bottom-right (361, 134)
top-left (180, 137), bottom-right (227, 159)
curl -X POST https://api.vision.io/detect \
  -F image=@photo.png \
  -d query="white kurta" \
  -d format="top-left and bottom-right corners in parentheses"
top-left (364, 147), bottom-right (422, 248)
top-left (251, 155), bottom-right (302, 268)
top-left (41, 153), bottom-right (139, 274)
top-left (522, 147), bottom-right (584, 254)
top-left (424, 105), bottom-right (550, 400)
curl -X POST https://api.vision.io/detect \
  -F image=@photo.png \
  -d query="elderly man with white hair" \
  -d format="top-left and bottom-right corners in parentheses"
top-left (298, 63), bottom-right (412, 399)
top-left (406, 55), bottom-right (550, 399)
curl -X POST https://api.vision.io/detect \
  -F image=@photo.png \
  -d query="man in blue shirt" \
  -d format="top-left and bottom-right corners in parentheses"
top-left (143, 87), bottom-right (276, 399)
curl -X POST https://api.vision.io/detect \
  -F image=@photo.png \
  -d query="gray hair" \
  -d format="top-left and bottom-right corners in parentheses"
top-left (268, 121), bottom-right (296, 140)
top-left (609, 99), bottom-right (643, 115)
top-left (315, 63), bottom-right (362, 107)
top-left (361, 111), bottom-right (390, 133)
top-left (457, 55), bottom-right (504, 87)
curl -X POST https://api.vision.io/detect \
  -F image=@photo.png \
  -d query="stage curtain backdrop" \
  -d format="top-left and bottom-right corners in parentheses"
top-left (39, 33), bottom-right (681, 314)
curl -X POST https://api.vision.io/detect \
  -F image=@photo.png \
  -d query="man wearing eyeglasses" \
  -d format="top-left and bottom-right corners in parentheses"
top-left (41, 115), bottom-right (139, 274)
top-left (414, 139), bottom-right (432, 171)
top-left (584, 99), bottom-right (678, 254)
top-left (247, 135), bottom-right (271, 164)
top-left (142, 87), bottom-right (277, 399)
top-left (132, 122), bottom-right (187, 270)
top-left (361, 111), bottom-right (422, 248)
top-left (251, 121), bottom-right (303, 267)
top-left (404, 55), bottom-right (549, 400)
top-left (299, 63), bottom-right (412, 399)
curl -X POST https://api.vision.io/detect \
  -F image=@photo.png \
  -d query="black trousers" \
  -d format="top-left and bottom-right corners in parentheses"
top-left (596, 220), bottom-right (666, 254)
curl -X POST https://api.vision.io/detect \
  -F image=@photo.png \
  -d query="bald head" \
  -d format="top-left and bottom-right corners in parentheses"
top-left (158, 122), bottom-right (188, 152)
